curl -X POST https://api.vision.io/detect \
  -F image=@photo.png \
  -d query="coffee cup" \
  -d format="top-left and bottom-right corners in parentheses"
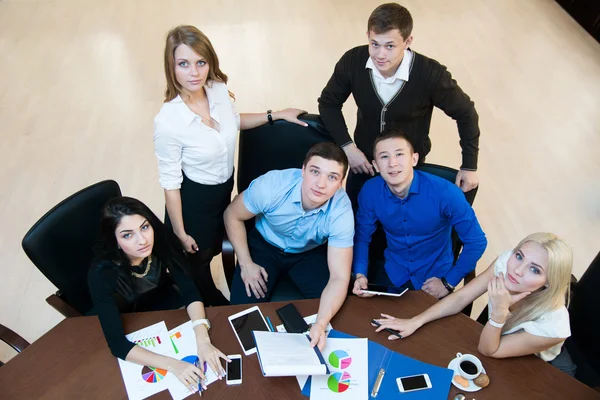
top-left (455, 353), bottom-right (483, 380)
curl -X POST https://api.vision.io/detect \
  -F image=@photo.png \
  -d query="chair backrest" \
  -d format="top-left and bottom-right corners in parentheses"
top-left (236, 114), bottom-right (335, 193)
top-left (569, 251), bottom-right (600, 373)
top-left (416, 163), bottom-right (478, 261)
top-left (21, 180), bottom-right (122, 314)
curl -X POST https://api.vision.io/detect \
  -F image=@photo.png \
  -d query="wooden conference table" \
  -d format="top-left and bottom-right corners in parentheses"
top-left (1, 293), bottom-right (598, 400)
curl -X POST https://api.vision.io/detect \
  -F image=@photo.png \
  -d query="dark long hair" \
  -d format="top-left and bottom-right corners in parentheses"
top-left (94, 196), bottom-right (191, 275)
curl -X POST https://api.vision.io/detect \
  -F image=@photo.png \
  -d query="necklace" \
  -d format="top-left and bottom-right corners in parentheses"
top-left (131, 255), bottom-right (153, 278)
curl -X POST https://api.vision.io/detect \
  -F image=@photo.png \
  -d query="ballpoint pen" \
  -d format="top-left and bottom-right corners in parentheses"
top-left (266, 316), bottom-right (275, 332)
top-left (371, 319), bottom-right (403, 339)
top-left (194, 360), bottom-right (203, 396)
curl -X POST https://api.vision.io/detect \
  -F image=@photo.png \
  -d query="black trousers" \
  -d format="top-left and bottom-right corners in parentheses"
top-left (345, 171), bottom-right (372, 213)
top-left (230, 229), bottom-right (330, 304)
top-left (165, 172), bottom-right (233, 306)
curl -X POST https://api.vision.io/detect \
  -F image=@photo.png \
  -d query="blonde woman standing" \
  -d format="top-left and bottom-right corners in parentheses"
top-left (154, 25), bottom-right (307, 305)
top-left (374, 233), bottom-right (573, 364)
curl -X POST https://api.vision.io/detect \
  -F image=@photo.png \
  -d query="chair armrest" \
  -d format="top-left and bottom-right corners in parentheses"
top-left (221, 232), bottom-right (236, 289)
top-left (0, 324), bottom-right (30, 353)
top-left (46, 293), bottom-right (82, 318)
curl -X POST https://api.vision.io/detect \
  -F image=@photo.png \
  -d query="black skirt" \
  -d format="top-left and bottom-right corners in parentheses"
top-left (165, 172), bottom-right (234, 257)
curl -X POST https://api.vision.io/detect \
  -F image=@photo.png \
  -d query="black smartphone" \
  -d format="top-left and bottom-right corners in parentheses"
top-left (276, 303), bottom-right (309, 333)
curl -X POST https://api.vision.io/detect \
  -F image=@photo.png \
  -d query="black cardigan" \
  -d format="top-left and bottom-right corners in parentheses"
top-left (88, 257), bottom-right (202, 359)
top-left (318, 45), bottom-right (480, 170)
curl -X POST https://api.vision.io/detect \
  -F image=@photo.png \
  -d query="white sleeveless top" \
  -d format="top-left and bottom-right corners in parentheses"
top-left (488, 251), bottom-right (571, 361)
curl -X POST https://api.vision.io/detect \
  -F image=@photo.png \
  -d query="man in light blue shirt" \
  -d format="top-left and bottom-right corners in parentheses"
top-left (224, 143), bottom-right (354, 350)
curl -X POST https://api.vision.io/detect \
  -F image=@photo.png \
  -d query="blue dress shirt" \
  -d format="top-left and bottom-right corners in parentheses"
top-left (243, 169), bottom-right (354, 253)
top-left (354, 171), bottom-right (487, 288)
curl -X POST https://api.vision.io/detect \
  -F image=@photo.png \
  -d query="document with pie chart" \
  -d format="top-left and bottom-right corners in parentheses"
top-left (309, 338), bottom-right (368, 400)
top-left (165, 321), bottom-right (220, 400)
top-left (117, 321), bottom-right (172, 400)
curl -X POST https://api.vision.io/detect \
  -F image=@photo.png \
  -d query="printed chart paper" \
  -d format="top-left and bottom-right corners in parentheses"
top-left (309, 338), bottom-right (368, 400)
top-left (165, 321), bottom-right (220, 400)
top-left (117, 321), bottom-right (171, 400)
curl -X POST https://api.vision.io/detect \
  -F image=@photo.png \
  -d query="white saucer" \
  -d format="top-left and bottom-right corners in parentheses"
top-left (447, 358), bottom-right (487, 392)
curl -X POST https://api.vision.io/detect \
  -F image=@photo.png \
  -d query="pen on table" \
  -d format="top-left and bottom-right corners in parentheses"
top-left (194, 360), bottom-right (203, 396)
top-left (371, 319), bottom-right (403, 339)
top-left (266, 316), bottom-right (275, 332)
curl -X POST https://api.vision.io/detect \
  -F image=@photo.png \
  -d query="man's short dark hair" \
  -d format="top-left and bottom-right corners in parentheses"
top-left (303, 142), bottom-right (349, 178)
top-left (368, 3), bottom-right (413, 40)
top-left (373, 128), bottom-right (417, 158)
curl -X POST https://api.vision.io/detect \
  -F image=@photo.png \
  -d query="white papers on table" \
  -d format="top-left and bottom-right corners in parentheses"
top-left (117, 321), bottom-right (171, 400)
top-left (309, 338), bottom-right (368, 400)
top-left (165, 321), bottom-right (220, 400)
top-left (253, 331), bottom-right (329, 377)
top-left (278, 314), bottom-right (333, 389)
top-left (275, 313), bottom-right (333, 335)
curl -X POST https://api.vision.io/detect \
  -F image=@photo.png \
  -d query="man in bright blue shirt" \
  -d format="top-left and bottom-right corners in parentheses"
top-left (224, 143), bottom-right (354, 350)
top-left (352, 129), bottom-right (487, 299)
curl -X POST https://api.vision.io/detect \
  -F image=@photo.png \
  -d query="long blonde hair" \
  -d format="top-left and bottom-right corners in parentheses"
top-left (162, 25), bottom-right (234, 102)
top-left (503, 232), bottom-right (573, 333)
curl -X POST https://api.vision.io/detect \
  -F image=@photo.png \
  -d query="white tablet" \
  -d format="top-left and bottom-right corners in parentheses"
top-left (228, 306), bottom-right (270, 355)
top-left (362, 284), bottom-right (409, 297)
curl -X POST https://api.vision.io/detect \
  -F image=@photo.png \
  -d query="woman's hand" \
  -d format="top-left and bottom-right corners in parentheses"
top-left (197, 339), bottom-right (229, 380)
top-left (488, 273), bottom-right (530, 322)
top-left (273, 108), bottom-right (308, 126)
top-left (372, 313), bottom-right (422, 340)
top-left (169, 359), bottom-right (205, 393)
top-left (178, 233), bottom-right (199, 254)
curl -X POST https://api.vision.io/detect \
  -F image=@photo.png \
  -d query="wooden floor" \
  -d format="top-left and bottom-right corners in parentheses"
top-left (1, 0), bottom-right (599, 360)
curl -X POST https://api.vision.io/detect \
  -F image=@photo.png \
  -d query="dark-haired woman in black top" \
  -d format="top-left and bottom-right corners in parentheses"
top-left (88, 196), bottom-right (228, 393)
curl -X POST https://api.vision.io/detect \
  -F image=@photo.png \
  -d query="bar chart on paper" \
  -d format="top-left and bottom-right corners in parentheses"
top-left (135, 336), bottom-right (162, 348)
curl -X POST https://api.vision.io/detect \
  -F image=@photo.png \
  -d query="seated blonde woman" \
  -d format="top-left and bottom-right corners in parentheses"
top-left (373, 233), bottom-right (572, 364)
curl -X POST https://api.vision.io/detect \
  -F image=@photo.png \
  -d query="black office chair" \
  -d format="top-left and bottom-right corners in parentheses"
top-left (565, 251), bottom-right (600, 390)
top-left (367, 163), bottom-right (479, 316)
top-left (0, 324), bottom-right (30, 367)
top-left (222, 114), bottom-right (335, 301)
top-left (21, 180), bottom-right (122, 317)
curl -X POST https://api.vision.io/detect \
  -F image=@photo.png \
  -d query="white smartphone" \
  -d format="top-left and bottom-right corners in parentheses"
top-left (396, 374), bottom-right (432, 393)
top-left (226, 355), bottom-right (242, 385)
top-left (228, 305), bottom-right (270, 355)
top-left (362, 284), bottom-right (409, 297)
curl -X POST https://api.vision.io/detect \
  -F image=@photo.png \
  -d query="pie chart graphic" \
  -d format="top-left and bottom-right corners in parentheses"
top-left (329, 350), bottom-right (352, 369)
top-left (181, 355), bottom-right (207, 373)
top-left (327, 372), bottom-right (351, 393)
top-left (141, 366), bottom-right (168, 383)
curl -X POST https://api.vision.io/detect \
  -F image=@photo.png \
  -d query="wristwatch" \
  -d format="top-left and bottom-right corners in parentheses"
top-left (441, 277), bottom-right (455, 293)
top-left (191, 319), bottom-right (211, 331)
top-left (267, 109), bottom-right (274, 125)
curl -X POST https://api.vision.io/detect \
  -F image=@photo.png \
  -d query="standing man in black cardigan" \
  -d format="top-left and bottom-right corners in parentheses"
top-left (319, 3), bottom-right (481, 209)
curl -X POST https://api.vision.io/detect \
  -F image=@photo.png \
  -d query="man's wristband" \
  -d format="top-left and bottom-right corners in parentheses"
top-left (267, 109), bottom-right (274, 125)
top-left (441, 277), bottom-right (455, 293)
